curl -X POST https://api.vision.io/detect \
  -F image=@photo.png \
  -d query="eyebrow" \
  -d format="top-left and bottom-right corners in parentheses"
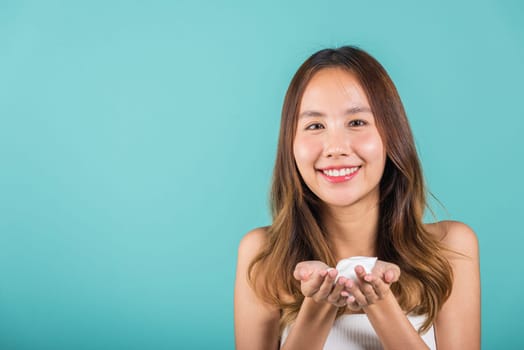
top-left (299, 106), bottom-right (372, 119)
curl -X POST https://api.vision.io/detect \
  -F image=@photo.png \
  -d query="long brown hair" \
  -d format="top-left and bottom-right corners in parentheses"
top-left (248, 46), bottom-right (453, 333)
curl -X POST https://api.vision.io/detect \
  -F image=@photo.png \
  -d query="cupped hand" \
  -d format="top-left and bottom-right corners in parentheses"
top-left (293, 260), bottom-right (349, 307)
top-left (341, 260), bottom-right (401, 311)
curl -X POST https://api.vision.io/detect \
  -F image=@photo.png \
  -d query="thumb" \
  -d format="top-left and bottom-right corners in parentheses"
top-left (299, 268), bottom-right (313, 281)
top-left (294, 267), bottom-right (306, 280)
top-left (384, 269), bottom-right (399, 283)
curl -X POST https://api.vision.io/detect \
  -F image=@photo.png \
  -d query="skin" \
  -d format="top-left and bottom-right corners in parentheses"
top-left (234, 68), bottom-right (480, 349)
top-left (293, 68), bottom-right (386, 211)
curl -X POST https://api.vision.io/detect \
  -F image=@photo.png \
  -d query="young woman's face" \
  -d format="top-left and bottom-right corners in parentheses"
top-left (293, 68), bottom-right (387, 208)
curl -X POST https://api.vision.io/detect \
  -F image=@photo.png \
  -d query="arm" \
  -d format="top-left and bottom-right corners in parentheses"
top-left (434, 221), bottom-right (480, 350)
top-left (283, 260), bottom-right (401, 349)
top-left (280, 297), bottom-right (338, 350)
top-left (363, 293), bottom-right (430, 349)
top-left (344, 263), bottom-right (430, 349)
top-left (234, 228), bottom-right (280, 350)
top-left (234, 229), bottom-right (347, 350)
top-left (281, 267), bottom-right (342, 350)
top-left (343, 221), bottom-right (480, 350)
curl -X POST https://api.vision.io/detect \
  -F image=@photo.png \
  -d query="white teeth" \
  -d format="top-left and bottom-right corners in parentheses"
top-left (322, 167), bottom-right (359, 177)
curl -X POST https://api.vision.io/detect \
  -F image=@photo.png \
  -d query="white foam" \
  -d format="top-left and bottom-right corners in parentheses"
top-left (335, 256), bottom-right (377, 282)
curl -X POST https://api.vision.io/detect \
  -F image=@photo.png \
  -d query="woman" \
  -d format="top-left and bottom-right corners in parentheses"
top-left (234, 46), bottom-right (480, 349)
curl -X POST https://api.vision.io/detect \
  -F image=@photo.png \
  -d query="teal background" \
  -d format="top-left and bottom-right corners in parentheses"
top-left (1, 0), bottom-right (522, 349)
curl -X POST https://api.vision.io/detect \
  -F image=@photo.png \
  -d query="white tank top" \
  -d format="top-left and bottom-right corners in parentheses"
top-left (280, 313), bottom-right (436, 350)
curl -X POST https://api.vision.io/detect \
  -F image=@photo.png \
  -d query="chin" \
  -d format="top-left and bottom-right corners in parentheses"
top-left (317, 196), bottom-right (360, 208)
top-left (315, 189), bottom-right (380, 209)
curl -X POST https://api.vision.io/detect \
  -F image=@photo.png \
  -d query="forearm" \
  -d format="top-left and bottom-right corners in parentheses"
top-left (280, 297), bottom-right (338, 350)
top-left (364, 293), bottom-right (429, 350)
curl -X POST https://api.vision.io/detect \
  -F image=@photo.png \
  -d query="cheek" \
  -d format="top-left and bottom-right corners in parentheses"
top-left (293, 137), bottom-right (319, 167)
top-left (356, 133), bottom-right (386, 162)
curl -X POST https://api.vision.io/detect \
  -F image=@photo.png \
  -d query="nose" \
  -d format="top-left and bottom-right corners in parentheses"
top-left (324, 129), bottom-right (351, 158)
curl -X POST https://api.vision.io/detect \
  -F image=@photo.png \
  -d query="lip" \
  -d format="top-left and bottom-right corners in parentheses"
top-left (318, 166), bottom-right (361, 183)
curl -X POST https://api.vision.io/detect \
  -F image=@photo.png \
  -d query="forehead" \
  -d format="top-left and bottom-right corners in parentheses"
top-left (299, 68), bottom-right (370, 111)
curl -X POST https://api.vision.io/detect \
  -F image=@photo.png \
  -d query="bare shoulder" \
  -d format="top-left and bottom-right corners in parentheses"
top-left (236, 226), bottom-right (271, 287)
top-left (238, 226), bottom-right (269, 257)
top-left (424, 220), bottom-right (479, 258)
top-left (428, 220), bottom-right (481, 348)
top-left (235, 226), bottom-right (280, 349)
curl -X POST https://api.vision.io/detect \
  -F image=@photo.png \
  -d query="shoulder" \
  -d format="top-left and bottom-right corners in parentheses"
top-left (428, 221), bottom-right (481, 347)
top-left (235, 226), bottom-right (281, 348)
top-left (236, 226), bottom-right (271, 284)
top-left (424, 220), bottom-right (479, 258)
top-left (238, 226), bottom-right (269, 255)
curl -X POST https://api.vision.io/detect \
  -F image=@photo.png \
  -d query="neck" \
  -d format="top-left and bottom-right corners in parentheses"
top-left (321, 200), bottom-right (380, 261)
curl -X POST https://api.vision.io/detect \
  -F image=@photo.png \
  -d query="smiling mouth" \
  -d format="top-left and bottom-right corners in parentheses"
top-left (321, 166), bottom-right (361, 177)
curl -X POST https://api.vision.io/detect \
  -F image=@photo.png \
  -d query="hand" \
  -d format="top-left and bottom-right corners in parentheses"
top-left (293, 261), bottom-right (349, 308)
top-left (341, 260), bottom-right (400, 311)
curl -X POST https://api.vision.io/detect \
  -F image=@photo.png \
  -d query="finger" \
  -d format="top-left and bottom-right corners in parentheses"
top-left (294, 266), bottom-right (311, 281)
top-left (334, 290), bottom-right (350, 307)
top-left (313, 269), bottom-right (337, 301)
top-left (345, 294), bottom-right (360, 311)
top-left (335, 293), bottom-right (349, 308)
top-left (365, 274), bottom-right (391, 299)
top-left (360, 279), bottom-right (379, 304)
top-left (345, 278), bottom-right (368, 307)
top-left (302, 270), bottom-right (327, 297)
top-left (354, 267), bottom-right (379, 304)
top-left (293, 267), bottom-right (301, 280)
top-left (340, 290), bottom-right (352, 298)
top-left (384, 269), bottom-right (399, 283)
top-left (354, 265), bottom-right (368, 282)
top-left (342, 281), bottom-right (358, 310)
top-left (327, 277), bottom-right (346, 304)
top-left (311, 269), bottom-right (328, 286)
top-left (302, 269), bottom-right (314, 281)
top-left (294, 262), bottom-right (317, 281)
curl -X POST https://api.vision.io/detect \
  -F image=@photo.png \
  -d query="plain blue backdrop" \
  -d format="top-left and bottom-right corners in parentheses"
top-left (1, 0), bottom-right (523, 349)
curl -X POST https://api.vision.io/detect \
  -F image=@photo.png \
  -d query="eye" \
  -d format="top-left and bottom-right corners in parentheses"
top-left (348, 119), bottom-right (367, 127)
top-left (305, 123), bottom-right (324, 130)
